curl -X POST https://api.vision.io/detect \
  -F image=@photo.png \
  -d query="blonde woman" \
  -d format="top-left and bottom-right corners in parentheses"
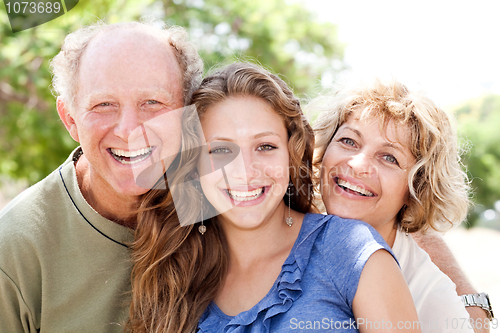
top-left (310, 79), bottom-right (483, 333)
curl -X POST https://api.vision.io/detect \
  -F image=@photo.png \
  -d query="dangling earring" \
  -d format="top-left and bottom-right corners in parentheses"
top-left (195, 182), bottom-right (206, 235)
top-left (285, 183), bottom-right (293, 227)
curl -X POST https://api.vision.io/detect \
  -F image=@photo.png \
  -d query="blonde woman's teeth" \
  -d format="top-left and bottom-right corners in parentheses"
top-left (337, 178), bottom-right (374, 197)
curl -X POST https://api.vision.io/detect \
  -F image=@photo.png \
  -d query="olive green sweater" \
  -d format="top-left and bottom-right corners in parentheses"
top-left (0, 149), bottom-right (134, 332)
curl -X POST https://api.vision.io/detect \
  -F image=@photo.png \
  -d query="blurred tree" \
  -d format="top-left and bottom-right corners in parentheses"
top-left (454, 94), bottom-right (500, 228)
top-left (0, 0), bottom-right (344, 184)
top-left (0, 0), bottom-right (153, 184)
top-left (157, 0), bottom-right (344, 95)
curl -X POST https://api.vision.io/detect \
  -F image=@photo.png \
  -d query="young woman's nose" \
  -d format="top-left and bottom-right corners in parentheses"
top-left (228, 149), bottom-right (260, 183)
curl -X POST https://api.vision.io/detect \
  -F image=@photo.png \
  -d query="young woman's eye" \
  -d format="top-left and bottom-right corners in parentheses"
top-left (257, 144), bottom-right (277, 151)
top-left (340, 138), bottom-right (356, 147)
top-left (209, 147), bottom-right (232, 154)
top-left (383, 154), bottom-right (399, 165)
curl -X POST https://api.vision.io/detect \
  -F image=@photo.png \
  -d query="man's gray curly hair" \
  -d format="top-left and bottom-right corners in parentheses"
top-left (50, 18), bottom-right (203, 109)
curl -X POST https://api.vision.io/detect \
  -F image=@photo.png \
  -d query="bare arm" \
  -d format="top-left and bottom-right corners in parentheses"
top-left (353, 250), bottom-right (421, 333)
top-left (413, 230), bottom-right (489, 333)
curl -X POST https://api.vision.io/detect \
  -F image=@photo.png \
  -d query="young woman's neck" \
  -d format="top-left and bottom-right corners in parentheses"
top-left (220, 202), bottom-right (303, 271)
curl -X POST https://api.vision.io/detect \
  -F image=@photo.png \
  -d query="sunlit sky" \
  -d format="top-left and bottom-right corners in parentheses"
top-left (305, 0), bottom-right (500, 108)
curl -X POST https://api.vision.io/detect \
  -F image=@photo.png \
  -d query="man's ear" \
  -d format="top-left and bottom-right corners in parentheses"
top-left (57, 97), bottom-right (79, 143)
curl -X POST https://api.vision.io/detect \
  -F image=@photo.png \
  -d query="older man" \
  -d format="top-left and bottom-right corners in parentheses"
top-left (0, 20), bottom-right (202, 332)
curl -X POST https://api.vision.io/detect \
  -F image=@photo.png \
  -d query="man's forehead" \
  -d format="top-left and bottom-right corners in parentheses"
top-left (83, 27), bottom-right (174, 61)
top-left (74, 26), bottom-right (183, 101)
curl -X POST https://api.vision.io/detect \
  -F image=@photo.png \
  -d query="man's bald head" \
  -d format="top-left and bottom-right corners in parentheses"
top-left (50, 19), bottom-right (203, 111)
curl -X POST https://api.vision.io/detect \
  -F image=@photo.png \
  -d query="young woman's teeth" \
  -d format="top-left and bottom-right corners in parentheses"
top-left (227, 188), bottom-right (265, 201)
top-left (110, 147), bottom-right (153, 165)
top-left (337, 178), bottom-right (374, 197)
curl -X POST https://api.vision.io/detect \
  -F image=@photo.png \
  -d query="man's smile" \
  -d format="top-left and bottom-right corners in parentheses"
top-left (108, 147), bottom-right (154, 165)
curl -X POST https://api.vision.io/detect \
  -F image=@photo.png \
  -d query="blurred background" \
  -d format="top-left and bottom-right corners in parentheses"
top-left (1, 0), bottom-right (499, 328)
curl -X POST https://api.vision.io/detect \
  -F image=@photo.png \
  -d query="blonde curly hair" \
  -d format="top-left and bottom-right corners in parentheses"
top-left (309, 79), bottom-right (470, 233)
top-left (50, 18), bottom-right (203, 109)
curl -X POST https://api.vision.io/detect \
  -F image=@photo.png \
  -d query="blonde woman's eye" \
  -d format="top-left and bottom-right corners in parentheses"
top-left (146, 100), bottom-right (159, 105)
top-left (209, 147), bottom-right (232, 154)
top-left (340, 138), bottom-right (355, 146)
top-left (383, 154), bottom-right (399, 165)
top-left (257, 144), bottom-right (277, 151)
top-left (97, 102), bottom-right (111, 107)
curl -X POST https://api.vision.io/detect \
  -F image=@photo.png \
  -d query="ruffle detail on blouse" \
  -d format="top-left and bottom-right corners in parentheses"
top-left (197, 214), bottom-right (331, 333)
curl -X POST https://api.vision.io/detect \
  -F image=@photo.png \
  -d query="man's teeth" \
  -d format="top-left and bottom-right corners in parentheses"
top-left (227, 188), bottom-right (265, 201)
top-left (110, 147), bottom-right (153, 165)
top-left (337, 178), bottom-right (374, 197)
top-left (110, 147), bottom-right (152, 157)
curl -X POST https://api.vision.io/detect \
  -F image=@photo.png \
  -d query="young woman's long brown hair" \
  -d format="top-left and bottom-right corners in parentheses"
top-left (128, 63), bottom-right (316, 332)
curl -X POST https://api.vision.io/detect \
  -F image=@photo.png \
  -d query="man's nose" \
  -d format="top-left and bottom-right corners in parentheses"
top-left (114, 106), bottom-right (142, 142)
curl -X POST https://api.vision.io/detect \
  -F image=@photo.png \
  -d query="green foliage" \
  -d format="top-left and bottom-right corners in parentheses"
top-left (455, 95), bottom-right (500, 228)
top-left (0, 0), bottom-right (156, 184)
top-left (0, 0), bottom-right (344, 184)
top-left (157, 0), bottom-right (344, 95)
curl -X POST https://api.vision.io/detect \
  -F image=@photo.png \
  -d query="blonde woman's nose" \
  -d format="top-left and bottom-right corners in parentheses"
top-left (347, 153), bottom-right (377, 177)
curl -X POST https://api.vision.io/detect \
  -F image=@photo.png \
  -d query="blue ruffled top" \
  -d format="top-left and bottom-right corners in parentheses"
top-left (197, 213), bottom-right (395, 333)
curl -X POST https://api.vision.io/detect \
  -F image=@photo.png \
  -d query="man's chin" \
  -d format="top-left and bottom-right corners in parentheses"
top-left (117, 185), bottom-right (150, 198)
top-left (132, 162), bottom-right (170, 190)
top-left (108, 178), bottom-right (152, 198)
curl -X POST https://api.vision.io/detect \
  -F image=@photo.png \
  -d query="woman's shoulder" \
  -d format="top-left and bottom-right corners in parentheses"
top-left (298, 213), bottom-right (395, 271)
top-left (297, 214), bottom-right (396, 308)
top-left (302, 213), bottom-right (389, 249)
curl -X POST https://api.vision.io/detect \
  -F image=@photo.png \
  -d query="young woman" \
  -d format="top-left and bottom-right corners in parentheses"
top-left (311, 79), bottom-right (475, 333)
top-left (129, 64), bottom-right (420, 333)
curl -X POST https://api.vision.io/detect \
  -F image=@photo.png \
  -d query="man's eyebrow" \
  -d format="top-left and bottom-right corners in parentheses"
top-left (85, 92), bottom-right (110, 100)
top-left (81, 93), bottom-right (112, 107)
top-left (82, 88), bottom-right (178, 106)
top-left (137, 88), bottom-right (176, 99)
